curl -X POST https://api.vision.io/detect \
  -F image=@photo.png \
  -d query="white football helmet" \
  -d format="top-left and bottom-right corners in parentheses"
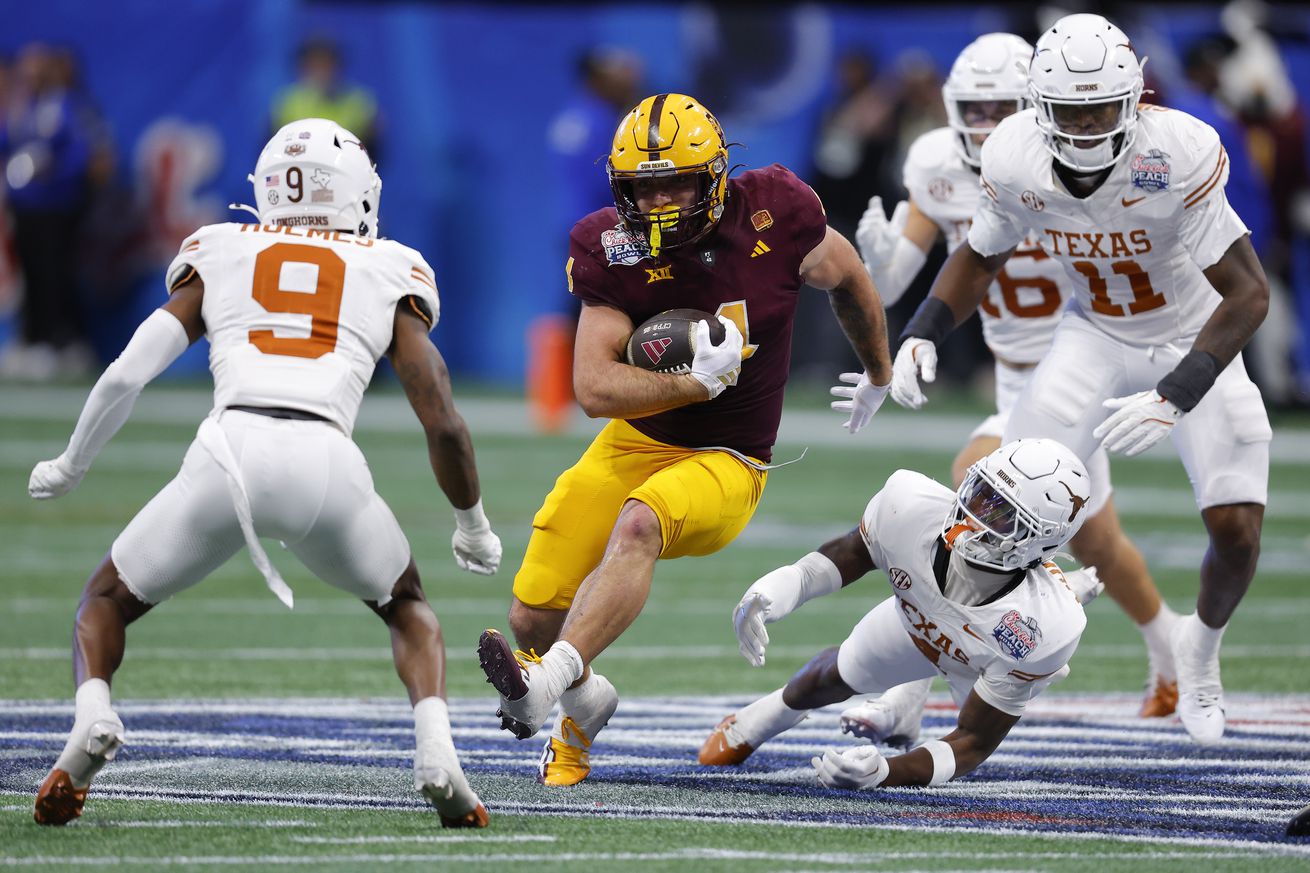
top-left (942, 33), bottom-right (1033, 167)
top-left (1029, 13), bottom-right (1145, 173)
top-left (247, 118), bottom-right (381, 237)
top-left (945, 438), bottom-right (1091, 572)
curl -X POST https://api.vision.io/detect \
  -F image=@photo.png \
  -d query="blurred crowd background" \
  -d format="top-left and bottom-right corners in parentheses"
top-left (2, 1), bottom-right (1308, 411)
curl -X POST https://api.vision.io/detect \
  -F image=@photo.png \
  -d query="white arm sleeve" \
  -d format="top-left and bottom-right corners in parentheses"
top-left (744, 551), bottom-right (842, 620)
top-left (62, 309), bottom-right (190, 472)
top-left (871, 234), bottom-right (929, 307)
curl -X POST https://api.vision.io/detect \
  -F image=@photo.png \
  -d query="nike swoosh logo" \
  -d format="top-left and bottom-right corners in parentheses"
top-left (1121, 195), bottom-right (1146, 207)
top-left (962, 623), bottom-right (985, 641)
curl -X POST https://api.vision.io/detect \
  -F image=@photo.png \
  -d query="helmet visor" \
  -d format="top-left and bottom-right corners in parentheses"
top-left (1048, 98), bottom-right (1127, 143)
top-left (956, 99), bottom-right (1021, 130)
top-left (960, 477), bottom-right (1018, 535)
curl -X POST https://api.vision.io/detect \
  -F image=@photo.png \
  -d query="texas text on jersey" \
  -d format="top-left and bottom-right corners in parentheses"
top-left (565, 164), bottom-right (827, 461)
top-left (969, 106), bottom-right (1248, 347)
top-left (859, 469), bottom-right (1087, 716)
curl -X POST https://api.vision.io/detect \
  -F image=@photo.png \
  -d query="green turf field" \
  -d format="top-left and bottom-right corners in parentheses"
top-left (2, 381), bottom-right (1309, 869)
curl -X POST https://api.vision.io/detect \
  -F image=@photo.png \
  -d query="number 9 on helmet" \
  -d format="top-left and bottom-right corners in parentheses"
top-left (242, 117), bottom-right (382, 238)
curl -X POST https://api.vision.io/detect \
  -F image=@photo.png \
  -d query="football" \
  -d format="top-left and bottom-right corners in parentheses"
top-left (625, 308), bottom-right (724, 374)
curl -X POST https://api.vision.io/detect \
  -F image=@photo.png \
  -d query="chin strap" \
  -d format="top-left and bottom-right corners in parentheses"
top-left (228, 202), bottom-right (261, 220)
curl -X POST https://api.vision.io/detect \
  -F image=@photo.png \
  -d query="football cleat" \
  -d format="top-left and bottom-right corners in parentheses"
top-left (440, 803), bottom-right (490, 829)
top-left (1138, 675), bottom-right (1179, 718)
top-left (838, 679), bottom-right (931, 749)
top-left (33, 715), bottom-right (124, 825)
top-left (539, 675), bottom-right (618, 786)
top-left (698, 715), bottom-right (756, 766)
top-left (415, 750), bottom-right (485, 827)
top-left (478, 629), bottom-right (551, 740)
top-left (1171, 614), bottom-right (1226, 744)
top-left (1288, 803), bottom-right (1310, 838)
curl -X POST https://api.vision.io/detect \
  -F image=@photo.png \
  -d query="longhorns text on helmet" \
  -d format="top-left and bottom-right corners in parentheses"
top-left (1028, 13), bottom-right (1146, 173)
top-left (243, 118), bottom-right (382, 239)
top-left (606, 94), bottom-right (731, 258)
top-left (947, 438), bottom-right (1092, 572)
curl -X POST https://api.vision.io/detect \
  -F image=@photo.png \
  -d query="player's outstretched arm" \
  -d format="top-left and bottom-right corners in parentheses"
top-left (572, 301), bottom-right (731, 419)
top-left (1095, 236), bottom-right (1270, 456)
top-left (891, 243), bottom-right (1013, 409)
top-left (389, 307), bottom-right (501, 575)
top-left (733, 529), bottom-right (874, 666)
top-left (814, 689), bottom-right (1018, 789)
top-left (802, 226), bottom-right (892, 389)
top-left (28, 281), bottom-right (202, 500)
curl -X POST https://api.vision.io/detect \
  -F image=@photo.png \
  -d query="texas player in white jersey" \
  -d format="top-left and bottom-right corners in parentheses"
top-left (26, 119), bottom-right (502, 827)
top-left (893, 15), bottom-right (1271, 744)
top-left (699, 439), bottom-right (1099, 790)
top-left (848, 34), bottom-right (1177, 739)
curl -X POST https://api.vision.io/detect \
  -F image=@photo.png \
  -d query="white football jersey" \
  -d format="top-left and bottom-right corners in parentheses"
top-left (858, 469), bottom-right (1087, 716)
top-left (968, 106), bottom-right (1249, 346)
top-left (905, 127), bottom-right (1070, 364)
top-left (166, 223), bottom-right (440, 433)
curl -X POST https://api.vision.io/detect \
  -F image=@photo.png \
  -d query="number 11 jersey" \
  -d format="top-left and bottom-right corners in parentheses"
top-left (967, 106), bottom-right (1249, 347)
top-left (165, 223), bottom-right (441, 433)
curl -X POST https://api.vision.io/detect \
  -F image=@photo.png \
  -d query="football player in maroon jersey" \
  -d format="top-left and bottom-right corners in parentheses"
top-left (478, 93), bottom-right (895, 785)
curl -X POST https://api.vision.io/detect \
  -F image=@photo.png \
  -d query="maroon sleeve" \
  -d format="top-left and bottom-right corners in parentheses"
top-left (566, 211), bottom-right (633, 309)
top-left (763, 164), bottom-right (828, 261)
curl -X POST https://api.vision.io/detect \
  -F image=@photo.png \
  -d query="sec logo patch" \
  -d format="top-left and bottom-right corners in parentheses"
top-left (888, 568), bottom-right (912, 590)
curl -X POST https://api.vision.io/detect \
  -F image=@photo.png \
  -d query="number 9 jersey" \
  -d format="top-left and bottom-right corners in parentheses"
top-left (165, 222), bottom-right (441, 433)
top-left (968, 106), bottom-right (1249, 346)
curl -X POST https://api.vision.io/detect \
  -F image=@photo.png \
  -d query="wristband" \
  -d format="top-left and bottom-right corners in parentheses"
top-left (900, 297), bottom-right (956, 346)
top-left (923, 739), bottom-right (955, 786)
top-left (454, 498), bottom-right (490, 532)
top-left (1156, 349), bottom-right (1220, 412)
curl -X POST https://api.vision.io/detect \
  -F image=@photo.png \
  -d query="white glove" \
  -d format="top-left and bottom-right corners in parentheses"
top-left (28, 454), bottom-right (86, 500)
top-left (1092, 389), bottom-right (1182, 456)
top-left (890, 338), bottom-right (937, 409)
top-left (830, 371), bottom-right (889, 434)
top-left (451, 500), bottom-right (502, 575)
top-left (855, 196), bottom-right (909, 292)
top-left (732, 591), bottom-right (772, 667)
top-left (689, 316), bottom-right (744, 399)
top-left (812, 746), bottom-right (891, 790)
top-left (1064, 566), bottom-right (1104, 606)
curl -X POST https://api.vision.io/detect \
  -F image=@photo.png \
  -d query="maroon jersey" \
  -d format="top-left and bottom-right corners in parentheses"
top-left (567, 164), bottom-right (827, 461)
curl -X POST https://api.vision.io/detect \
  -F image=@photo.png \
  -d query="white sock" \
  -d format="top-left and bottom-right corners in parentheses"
top-left (1140, 603), bottom-right (1179, 680)
top-left (732, 688), bottom-right (808, 747)
top-left (559, 671), bottom-right (615, 728)
top-left (413, 697), bottom-right (476, 811)
top-left (54, 679), bottom-right (120, 784)
top-left (1188, 614), bottom-right (1227, 662)
top-left (540, 640), bottom-right (585, 701)
top-left (74, 678), bottom-right (113, 721)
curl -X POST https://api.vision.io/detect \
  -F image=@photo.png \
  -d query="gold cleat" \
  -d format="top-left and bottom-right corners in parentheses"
top-left (1139, 676), bottom-right (1179, 718)
top-left (698, 715), bottom-right (755, 766)
top-left (538, 716), bottom-right (598, 786)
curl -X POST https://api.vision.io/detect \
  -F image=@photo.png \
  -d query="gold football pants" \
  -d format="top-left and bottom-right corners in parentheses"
top-left (513, 419), bottom-right (767, 610)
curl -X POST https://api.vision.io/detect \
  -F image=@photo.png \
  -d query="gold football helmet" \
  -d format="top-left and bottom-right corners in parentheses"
top-left (607, 93), bottom-right (730, 257)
